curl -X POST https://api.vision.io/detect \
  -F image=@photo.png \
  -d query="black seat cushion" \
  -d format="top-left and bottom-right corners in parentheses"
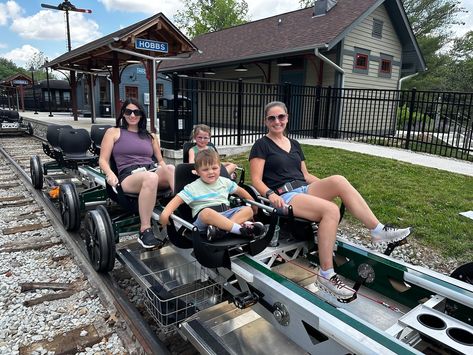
top-left (182, 142), bottom-right (218, 163)
top-left (58, 128), bottom-right (94, 160)
top-left (90, 124), bottom-right (112, 153)
top-left (46, 124), bottom-right (73, 149)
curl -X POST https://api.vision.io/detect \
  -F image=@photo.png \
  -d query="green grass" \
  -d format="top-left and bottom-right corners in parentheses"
top-left (228, 145), bottom-right (473, 261)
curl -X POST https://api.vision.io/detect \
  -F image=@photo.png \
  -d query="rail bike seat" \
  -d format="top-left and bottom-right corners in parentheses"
top-left (240, 183), bottom-right (345, 241)
top-left (90, 124), bottom-right (112, 155)
top-left (182, 142), bottom-right (217, 163)
top-left (104, 157), bottom-right (173, 215)
top-left (165, 163), bottom-right (277, 269)
top-left (0, 109), bottom-right (20, 122)
top-left (57, 127), bottom-right (98, 166)
top-left (43, 124), bottom-right (73, 159)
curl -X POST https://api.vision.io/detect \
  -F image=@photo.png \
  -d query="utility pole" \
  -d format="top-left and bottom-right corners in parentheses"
top-left (41, 1), bottom-right (92, 121)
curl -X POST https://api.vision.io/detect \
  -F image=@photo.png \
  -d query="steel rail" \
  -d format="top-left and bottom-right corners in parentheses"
top-left (0, 144), bottom-right (170, 355)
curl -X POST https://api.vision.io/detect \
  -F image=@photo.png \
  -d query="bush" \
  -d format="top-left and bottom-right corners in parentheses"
top-left (397, 104), bottom-right (432, 130)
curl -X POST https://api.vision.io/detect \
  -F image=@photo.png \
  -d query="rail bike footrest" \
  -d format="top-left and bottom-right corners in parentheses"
top-left (233, 291), bottom-right (259, 309)
top-left (383, 237), bottom-right (409, 256)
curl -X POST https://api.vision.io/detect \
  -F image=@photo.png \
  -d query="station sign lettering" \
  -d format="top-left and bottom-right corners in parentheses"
top-left (135, 38), bottom-right (168, 53)
top-left (12, 79), bottom-right (29, 85)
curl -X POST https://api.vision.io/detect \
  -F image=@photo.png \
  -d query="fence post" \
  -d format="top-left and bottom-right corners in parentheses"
top-left (323, 86), bottom-right (332, 137)
top-left (313, 86), bottom-right (321, 138)
top-left (404, 88), bottom-right (417, 150)
top-left (283, 82), bottom-right (291, 108)
top-left (172, 72), bottom-right (180, 150)
top-left (237, 78), bottom-right (243, 146)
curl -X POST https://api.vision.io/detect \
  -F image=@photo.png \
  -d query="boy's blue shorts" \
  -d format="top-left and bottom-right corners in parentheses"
top-left (193, 206), bottom-right (245, 231)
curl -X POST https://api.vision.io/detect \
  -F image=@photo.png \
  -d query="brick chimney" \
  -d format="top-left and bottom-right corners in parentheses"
top-left (314, 0), bottom-right (338, 16)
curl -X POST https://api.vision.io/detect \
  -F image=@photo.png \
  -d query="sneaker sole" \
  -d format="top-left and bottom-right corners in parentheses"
top-left (372, 227), bottom-right (412, 245)
top-left (137, 238), bottom-right (159, 249)
top-left (315, 280), bottom-right (356, 302)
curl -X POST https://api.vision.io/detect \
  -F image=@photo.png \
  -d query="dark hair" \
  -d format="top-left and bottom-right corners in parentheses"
top-left (264, 101), bottom-right (288, 117)
top-left (116, 98), bottom-right (153, 139)
top-left (195, 149), bottom-right (220, 170)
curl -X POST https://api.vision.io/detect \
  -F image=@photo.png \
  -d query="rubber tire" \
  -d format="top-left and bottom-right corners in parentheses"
top-left (450, 262), bottom-right (473, 284)
top-left (59, 182), bottom-right (81, 231)
top-left (84, 206), bottom-right (115, 273)
top-left (30, 155), bottom-right (43, 190)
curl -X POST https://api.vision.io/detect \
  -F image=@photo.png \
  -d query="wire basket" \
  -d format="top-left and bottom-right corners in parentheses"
top-left (142, 260), bottom-right (223, 332)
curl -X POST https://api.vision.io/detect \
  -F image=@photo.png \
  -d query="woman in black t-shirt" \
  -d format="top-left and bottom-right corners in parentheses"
top-left (249, 101), bottom-right (412, 302)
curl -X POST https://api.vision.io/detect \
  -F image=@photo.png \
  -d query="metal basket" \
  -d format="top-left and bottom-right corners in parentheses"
top-left (142, 260), bottom-right (223, 332)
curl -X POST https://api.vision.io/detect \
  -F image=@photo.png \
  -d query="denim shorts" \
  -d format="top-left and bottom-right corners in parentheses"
top-left (193, 206), bottom-right (244, 231)
top-left (279, 185), bottom-right (309, 204)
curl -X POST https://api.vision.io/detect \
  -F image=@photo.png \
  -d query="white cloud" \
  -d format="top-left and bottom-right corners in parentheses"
top-left (10, 10), bottom-right (101, 48)
top-left (98, 0), bottom-right (183, 17)
top-left (0, 0), bottom-right (23, 25)
top-left (247, 1), bottom-right (299, 21)
top-left (0, 43), bottom-right (7, 49)
top-left (1, 44), bottom-right (40, 67)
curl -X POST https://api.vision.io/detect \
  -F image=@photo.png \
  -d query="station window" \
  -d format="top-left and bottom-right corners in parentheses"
top-left (355, 54), bottom-right (369, 70)
top-left (379, 54), bottom-right (393, 78)
top-left (380, 59), bottom-right (391, 73)
top-left (353, 48), bottom-right (370, 75)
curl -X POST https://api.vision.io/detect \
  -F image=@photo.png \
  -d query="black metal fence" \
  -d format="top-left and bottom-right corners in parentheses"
top-left (158, 74), bottom-right (473, 162)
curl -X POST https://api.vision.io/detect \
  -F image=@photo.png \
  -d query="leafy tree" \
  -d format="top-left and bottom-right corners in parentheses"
top-left (26, 51), bottom-right (49, 82)
top-left (0, 57), bottom-right (28, 81)
top-left (175, 0), bottom-right (250, 38)
top-left (299, 0), bottom-right (312, 7)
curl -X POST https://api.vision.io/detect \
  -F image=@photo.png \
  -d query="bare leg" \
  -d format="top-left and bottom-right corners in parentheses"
top-left (289, 194), bottom-right (340, 270)
top-left (307, 175), bottom-right (379, 229)
top-left (121, 171), bottom-right (159, 232)
top-left (198, 206), bottom-right (253, 231)
top-left (157, 164), bottom-right (175, 192)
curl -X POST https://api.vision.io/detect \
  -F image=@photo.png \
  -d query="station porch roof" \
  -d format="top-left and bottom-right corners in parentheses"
top-left (44, 12), bottom-right (198, 72)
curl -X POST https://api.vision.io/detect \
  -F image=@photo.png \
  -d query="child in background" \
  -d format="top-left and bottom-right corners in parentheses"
top-left (188, 124), bottom-right (237, 179)
top-left (160, 149), bottom-right (265, 241)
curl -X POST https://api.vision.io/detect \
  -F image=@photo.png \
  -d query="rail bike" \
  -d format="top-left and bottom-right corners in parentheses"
top-left (0, 109), bottom-right (33, 135)
top-left (28, 123), bottom-right (473, 354)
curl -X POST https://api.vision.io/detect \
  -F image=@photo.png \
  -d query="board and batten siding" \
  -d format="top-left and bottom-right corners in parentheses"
top-left (339, 4), bottom-right (402, 134)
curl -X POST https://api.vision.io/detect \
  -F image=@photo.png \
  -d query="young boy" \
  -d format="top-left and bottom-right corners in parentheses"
top-left (160, 149), bottom-right (265, 240)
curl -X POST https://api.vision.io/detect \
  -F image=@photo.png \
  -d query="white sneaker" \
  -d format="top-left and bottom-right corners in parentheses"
top-left (372, 225), bottom-right (412, 245)
top-left (316, 273), bottom-right (355, 302)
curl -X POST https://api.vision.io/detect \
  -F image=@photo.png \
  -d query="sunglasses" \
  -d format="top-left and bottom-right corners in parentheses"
top-left (124, 108), bottom-right (142, 116)
top-left (266, 113), bottom-right (288, 122)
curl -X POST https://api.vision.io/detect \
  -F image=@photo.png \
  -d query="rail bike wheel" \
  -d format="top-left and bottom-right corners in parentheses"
top-left (450, 262), bottom-right (473, 285)
top-left (84, 205), bottom-right (116, 272)
top-left (30, 155), bottom-right (43, 190)
top-left (59, 182), bottom-right (81, 231)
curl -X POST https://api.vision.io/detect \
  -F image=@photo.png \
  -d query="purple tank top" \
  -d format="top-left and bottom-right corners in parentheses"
top-left (113, 129), bottom-right (154, 173)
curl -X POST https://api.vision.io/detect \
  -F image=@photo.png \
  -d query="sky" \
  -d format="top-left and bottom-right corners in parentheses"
top-left (0, 0), bottom-right (472, 68)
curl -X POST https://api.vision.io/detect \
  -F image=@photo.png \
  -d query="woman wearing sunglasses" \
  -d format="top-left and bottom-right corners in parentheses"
top-left (99, 98), bottom-right (174, 248)
top-left (249, 101), bottom-right (412, 302)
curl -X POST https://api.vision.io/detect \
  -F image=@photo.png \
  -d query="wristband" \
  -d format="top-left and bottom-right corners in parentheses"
top-left (265, 189), bottom-right (275, 198)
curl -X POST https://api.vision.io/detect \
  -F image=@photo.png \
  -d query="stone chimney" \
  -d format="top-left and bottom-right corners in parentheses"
top-left (314, 0), bottom-right (338, 16)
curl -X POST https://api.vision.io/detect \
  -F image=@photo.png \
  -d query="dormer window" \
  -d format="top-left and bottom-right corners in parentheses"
top-left (372, 19), bottom-right (383, 39)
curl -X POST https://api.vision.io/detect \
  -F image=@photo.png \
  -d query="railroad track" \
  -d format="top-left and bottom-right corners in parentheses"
top-left (0, 134), bottom-right (177, 354)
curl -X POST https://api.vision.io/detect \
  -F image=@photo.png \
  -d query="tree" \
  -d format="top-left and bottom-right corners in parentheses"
top-left (0, 57), bottom-right (28, 81)
top-left (175, 0), bottom-right (250, 38)
top-left (26, 51), bottom-right (49, 82)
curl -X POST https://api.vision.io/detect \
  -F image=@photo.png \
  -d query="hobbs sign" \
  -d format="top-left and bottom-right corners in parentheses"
top-left (135, 38), bottom-right (168, 53)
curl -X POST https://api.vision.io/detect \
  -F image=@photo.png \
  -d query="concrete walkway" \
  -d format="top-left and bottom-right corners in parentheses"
top-left (17, 110), bottom-right (473, 177)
